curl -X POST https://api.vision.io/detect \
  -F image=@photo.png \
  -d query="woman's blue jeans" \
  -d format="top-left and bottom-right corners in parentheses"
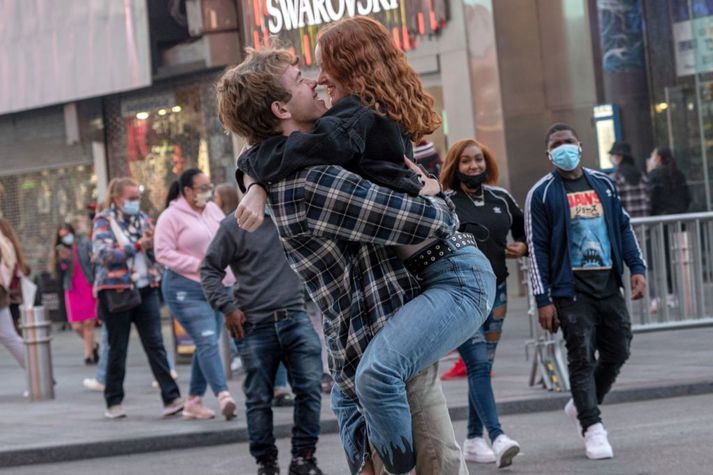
top-left (458, 281), bottom-right (508, 441)
top-left (162, 270), bottom-right (228, 396)
top-left (333, 246), bottom-right (496, 474)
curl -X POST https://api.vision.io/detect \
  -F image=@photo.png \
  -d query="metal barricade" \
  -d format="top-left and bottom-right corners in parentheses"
top-left (522, 259), bottom-right (570, 392)
top-left (21, 306), bottom-right (55, 401)
top-left (624, 212), bottom-right (713, 332)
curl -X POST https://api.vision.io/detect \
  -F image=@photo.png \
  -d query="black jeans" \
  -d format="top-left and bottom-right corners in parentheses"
top-left (235, 311), bottom-right (323, 462)
top-left (554, 292), bottom-right (632, 433)
top-left (99, 287), bottom-right (180, 408)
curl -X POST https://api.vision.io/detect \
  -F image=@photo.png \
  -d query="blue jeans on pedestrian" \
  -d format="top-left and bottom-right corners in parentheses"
top-left (459, 281), bottom-right (508, 442)
top-left (333, 246), bottom-right (496, 474)
top-left (275, 363), bottom-right (289, 390)
top-left (235, 310), bottom-right (322, 462)
top-left (162, 270), bottom-right (228, 396)
top-left (95, 323), bottom-right (109, 385)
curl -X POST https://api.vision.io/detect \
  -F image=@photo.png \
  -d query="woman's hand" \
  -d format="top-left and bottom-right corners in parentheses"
top-left (236, 185), bottom-right (267, 232)
top-left (505, 242), bottom-right (527, 258)
top-left (405, 156), bottom-right (441, 196)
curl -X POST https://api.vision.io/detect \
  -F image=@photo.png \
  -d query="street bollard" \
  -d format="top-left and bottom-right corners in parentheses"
top-left (20, 306), bottom-right (55, 401)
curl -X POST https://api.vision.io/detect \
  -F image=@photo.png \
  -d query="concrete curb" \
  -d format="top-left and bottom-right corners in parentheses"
top-left (3, 380), bottom-right (712, 468)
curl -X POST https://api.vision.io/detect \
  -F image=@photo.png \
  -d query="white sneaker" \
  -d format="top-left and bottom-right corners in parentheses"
top-left (564, 399), bottom-right (583, 439)
top-left (230, 356), bottom-right (243, 372)
top-left (462, 437), bottom-right (496, 463)
top-left (583, 423), bottom-right (613, 460)
top-left (105, 405), bottom-right (127, 419)
top-left (83, 378), bottom-right (105, 392)
top-left (492, 434), bottom-right (520, 468)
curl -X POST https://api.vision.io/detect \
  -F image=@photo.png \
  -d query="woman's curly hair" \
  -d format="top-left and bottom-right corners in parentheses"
top-left (318, 17), bottom-right (441, 142)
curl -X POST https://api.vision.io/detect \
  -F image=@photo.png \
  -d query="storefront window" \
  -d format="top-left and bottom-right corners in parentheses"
top-left (0, 165), bottom-right (96, 272)
top-left (107, 74), bottom-right (235, 219)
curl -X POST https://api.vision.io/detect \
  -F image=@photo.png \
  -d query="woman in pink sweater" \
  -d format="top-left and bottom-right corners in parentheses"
top-left (155, 168), bottom-right (236, 421)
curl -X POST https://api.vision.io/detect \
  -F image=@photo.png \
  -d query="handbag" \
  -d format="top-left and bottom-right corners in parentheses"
top-left (104, 216), bottom-right (142, 313)
top-left (104, 286), bottom-right (142, 313)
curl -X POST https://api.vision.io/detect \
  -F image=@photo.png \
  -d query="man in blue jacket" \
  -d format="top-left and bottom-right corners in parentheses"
top-left (525, 123), bottom-right (646, 460)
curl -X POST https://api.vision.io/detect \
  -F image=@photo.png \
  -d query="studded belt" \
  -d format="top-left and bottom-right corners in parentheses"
top-left (404, 232), bottom-right (478, 275)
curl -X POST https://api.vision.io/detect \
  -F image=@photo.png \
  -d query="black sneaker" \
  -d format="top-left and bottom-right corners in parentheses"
top-left (289, 453), bottom-right (323, 475)
top-left (257, 457), bottom-right (279, 475)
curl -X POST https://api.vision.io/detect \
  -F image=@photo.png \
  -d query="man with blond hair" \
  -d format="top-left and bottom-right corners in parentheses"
top-left (217, 48), bottom-right (468, 475)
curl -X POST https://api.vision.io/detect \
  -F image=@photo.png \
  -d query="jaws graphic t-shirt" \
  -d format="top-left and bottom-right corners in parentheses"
top-left (563, 176), bottom-right (619, 298)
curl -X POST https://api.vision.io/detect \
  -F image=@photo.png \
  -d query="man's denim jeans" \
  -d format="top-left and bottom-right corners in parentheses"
top-left (235, 311), bottom-right (322, 461)
top-left (162, 270), bottom-right (228, 396)
top-left (459, 281), bottom-right (508, 442)
top-left (554, 292), bottom-right (632, 433)
top-left (332, 246), bottom-right (496, 474)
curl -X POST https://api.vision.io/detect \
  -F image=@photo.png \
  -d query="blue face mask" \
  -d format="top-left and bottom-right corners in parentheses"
top-left (122, 200), bottom-right (141, 216)
top-left (61, 234), bottom-right (74, 246)
top-left (549, 144), bottom-right (581, 171)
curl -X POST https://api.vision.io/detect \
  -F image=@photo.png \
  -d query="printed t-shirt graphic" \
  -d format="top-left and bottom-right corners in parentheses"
top-left (567, 186), bottom-right (612, 270)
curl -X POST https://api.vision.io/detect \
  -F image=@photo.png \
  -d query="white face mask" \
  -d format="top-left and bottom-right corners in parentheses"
top-left (195, 191), bottom-right (212, 208)
top-left (61, 234), bottom-right (74, 246)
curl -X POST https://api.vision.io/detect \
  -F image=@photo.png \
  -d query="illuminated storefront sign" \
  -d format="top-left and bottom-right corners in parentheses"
top-left (241, 0), bottom-right (448, 65)
top-left (266, 0), bottom-right (399, 33)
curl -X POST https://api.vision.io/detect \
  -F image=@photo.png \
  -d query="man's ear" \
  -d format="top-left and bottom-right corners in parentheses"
top-left (271, 101), bottom-right (291, 120)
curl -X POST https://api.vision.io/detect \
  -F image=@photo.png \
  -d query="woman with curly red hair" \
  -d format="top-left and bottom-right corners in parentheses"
top-left (233, 16), bottom-right (497, 475)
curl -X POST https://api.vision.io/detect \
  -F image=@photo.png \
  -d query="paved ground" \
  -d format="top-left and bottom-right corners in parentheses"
top-left (6, 393), bottom-right (713, 474)
top-left (1, 295), bottom-right (712, 467)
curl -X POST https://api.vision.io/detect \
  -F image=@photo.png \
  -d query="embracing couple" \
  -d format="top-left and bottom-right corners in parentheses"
top-left (217, 17), bottom-right (504, 475)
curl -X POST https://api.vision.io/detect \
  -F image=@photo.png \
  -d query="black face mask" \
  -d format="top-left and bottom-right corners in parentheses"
top-left (456, 171), bottom-right (487, 189)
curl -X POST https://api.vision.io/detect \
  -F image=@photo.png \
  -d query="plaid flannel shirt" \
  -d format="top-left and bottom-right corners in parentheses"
top-left (609, 172), bottom-right (650, 218)
top-left (267, 165), bottom-right (458, 400)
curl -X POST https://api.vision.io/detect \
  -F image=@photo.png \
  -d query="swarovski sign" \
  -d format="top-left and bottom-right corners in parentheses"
top-left (265, 0), bottom-right (399, 33)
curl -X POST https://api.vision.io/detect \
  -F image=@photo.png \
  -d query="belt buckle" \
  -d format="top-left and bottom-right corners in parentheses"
top-left (273, 309), bottom-right (288, 322)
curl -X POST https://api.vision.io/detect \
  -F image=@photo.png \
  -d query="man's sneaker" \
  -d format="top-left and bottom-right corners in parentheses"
top-left (162, 398), bottom-right (184, 417)
top-left (492, 434), bottom-right (520, 468)
top-left (231, 356), bottom-right (243, 373)
top-left (583, 423), bottom-right (613, 460)
top-left (289, 452), bottom-right (324, 475)
top-left (564, 399), bottom-right (584, 439)
top-left (83, 378), bottom-right (105, 392)
top-left (105, 405), bottom-right (127, 419)
top-left (462, 436), bottom-right (496, 463)
top-left (440, 357), bottom-right (467, 380)
top-left (257, 457), bottom-right (279, 475)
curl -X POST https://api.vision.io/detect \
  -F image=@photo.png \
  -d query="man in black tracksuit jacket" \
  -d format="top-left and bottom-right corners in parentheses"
top-left (525, 123), bottom-right (646, 461)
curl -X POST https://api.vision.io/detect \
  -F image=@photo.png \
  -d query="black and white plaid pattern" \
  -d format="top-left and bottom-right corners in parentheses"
top-left (610, 172), bottom-right (650, 218)
top-left (267, 165), bottom-right (458, 400)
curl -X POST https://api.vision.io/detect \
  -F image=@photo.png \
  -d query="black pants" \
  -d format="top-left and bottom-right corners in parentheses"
top-left (99, 287), bottom-right (180, 408)
top-left (554, 292), bottom-right (632, 433)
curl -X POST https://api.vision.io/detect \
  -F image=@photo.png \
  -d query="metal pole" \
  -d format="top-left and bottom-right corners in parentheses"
top-left (21, 306), bottom-right (54, 401)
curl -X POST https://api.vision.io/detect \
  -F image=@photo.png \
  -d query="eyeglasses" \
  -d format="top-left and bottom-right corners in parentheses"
top-left (193, 184), bottom-right (214, 193)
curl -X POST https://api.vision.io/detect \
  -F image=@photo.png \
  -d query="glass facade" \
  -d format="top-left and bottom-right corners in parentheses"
top-left (645, 0), bottom-right (713, 211)
top-left (104, 72), bottom-right (235, 219)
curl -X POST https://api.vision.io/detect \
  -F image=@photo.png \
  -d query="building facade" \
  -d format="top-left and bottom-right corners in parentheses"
top-left (3, 0), bottom-right (713, 276)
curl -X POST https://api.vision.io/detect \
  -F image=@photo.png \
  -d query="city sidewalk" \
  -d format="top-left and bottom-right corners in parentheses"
top-left (1, 296), bottom-right (711, 468)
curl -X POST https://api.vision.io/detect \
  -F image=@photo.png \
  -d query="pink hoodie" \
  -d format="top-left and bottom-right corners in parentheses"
top-left (155, 196), bottom-right (233, 284)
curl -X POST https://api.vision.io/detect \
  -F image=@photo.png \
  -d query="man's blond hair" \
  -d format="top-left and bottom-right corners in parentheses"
top-left (216, 48), bottom-right (297, 144)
